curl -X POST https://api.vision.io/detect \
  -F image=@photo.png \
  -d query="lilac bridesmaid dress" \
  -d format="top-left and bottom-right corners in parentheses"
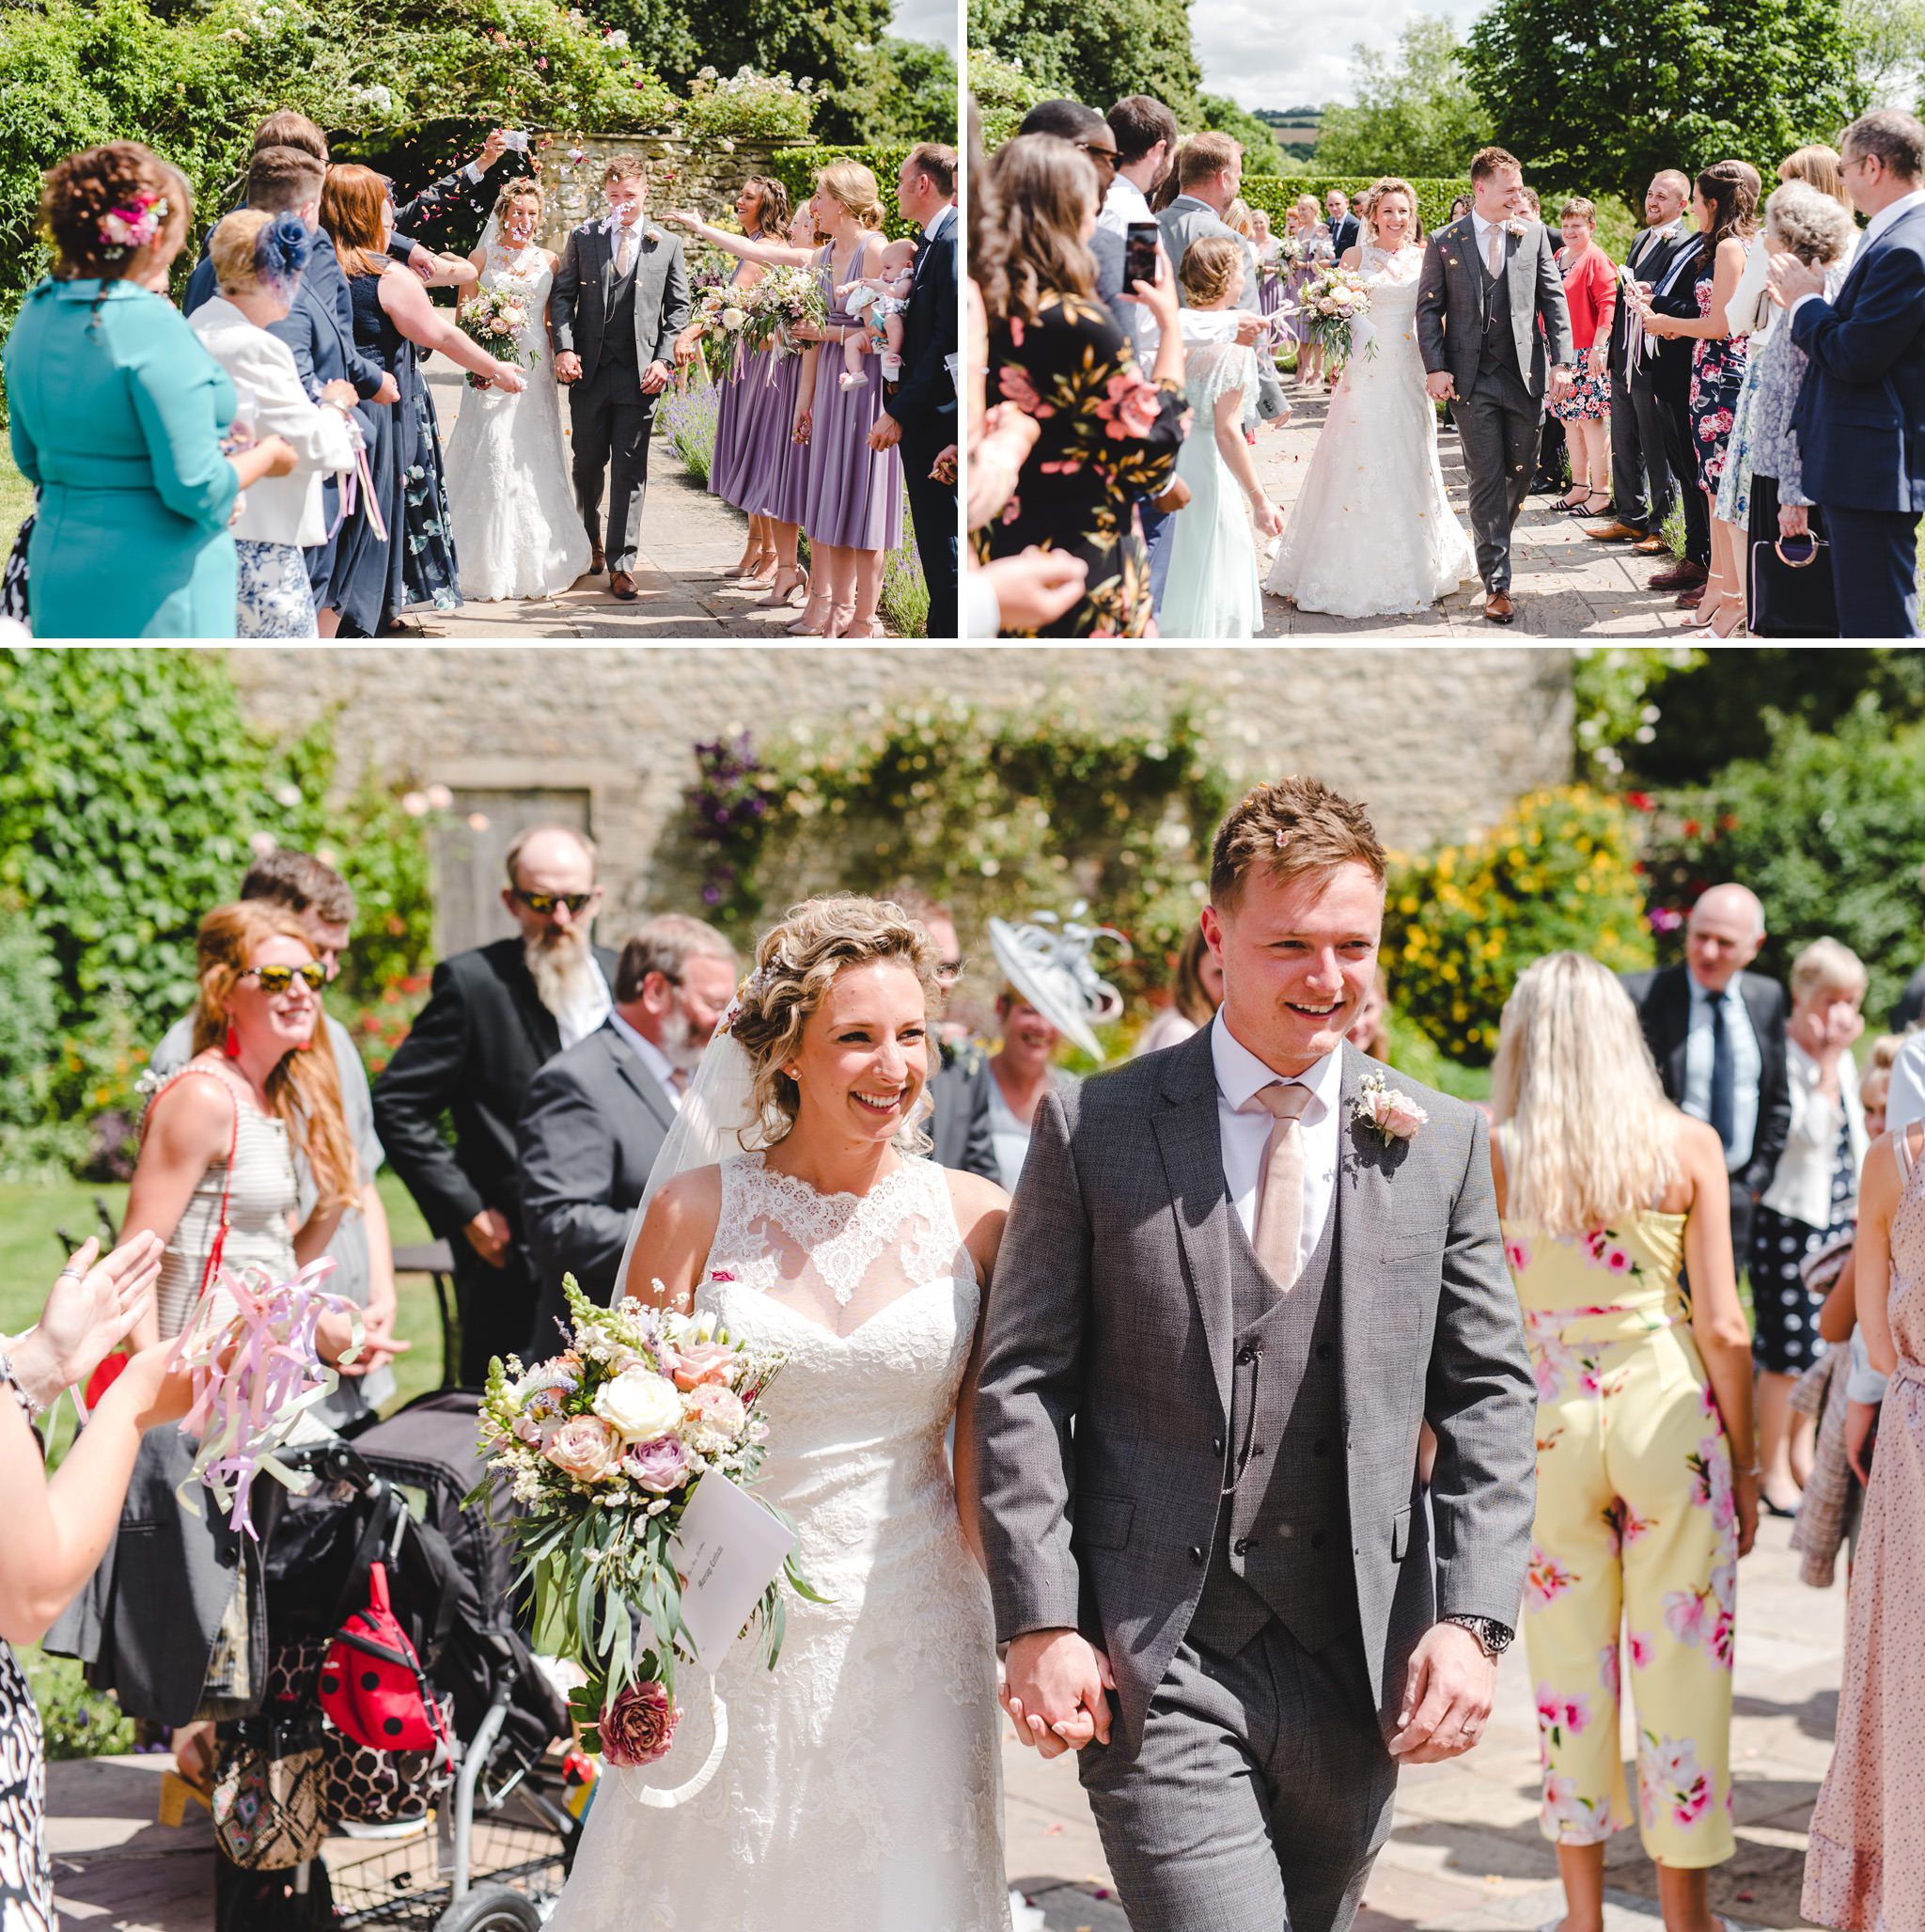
top-left (801, 242), bottom-right (902, 552)
top-left (732, 347), bottom-right (811, 526)
top-left (708, 260), bottom-right (756, 511)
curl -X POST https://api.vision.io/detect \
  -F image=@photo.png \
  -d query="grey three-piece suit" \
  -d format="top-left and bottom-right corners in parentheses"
top-left (548, 217), bottom-right (691, 572)
top-left (1415, 217), bottom-right (1575, 594)
top-left (974, 1029), bottom-right (1537, 1931)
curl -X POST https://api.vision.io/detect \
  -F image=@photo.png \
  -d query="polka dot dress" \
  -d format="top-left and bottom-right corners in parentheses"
top-left (1750, 1111), bottom-right (1856, 1374)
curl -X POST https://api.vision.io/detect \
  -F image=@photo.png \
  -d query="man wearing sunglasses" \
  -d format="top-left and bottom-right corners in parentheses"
top-left (518, 914), bottom-right (739, 1334)
top-left (374, 825), bottom-right (619, 1381)
top-left (149, 848), bottom-right (402, 1429)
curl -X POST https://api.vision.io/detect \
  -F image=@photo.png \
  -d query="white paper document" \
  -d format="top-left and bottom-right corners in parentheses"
top-left (670, 1471), bottom-right (796, 1669)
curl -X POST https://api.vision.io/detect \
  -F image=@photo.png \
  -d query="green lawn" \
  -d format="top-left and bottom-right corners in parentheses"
top-left (1, 436), bottom-right (29, 537)
top-left (1, 1170), bottom-right (446, 1460)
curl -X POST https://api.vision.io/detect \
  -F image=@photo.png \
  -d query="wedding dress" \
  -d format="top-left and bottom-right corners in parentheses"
top-left (442, 239), bottom-right (591, 602)
top-left (1265, 241), bottom-right (1476, 620)
top-left (545, 1150), bottom-right (1013, 1932)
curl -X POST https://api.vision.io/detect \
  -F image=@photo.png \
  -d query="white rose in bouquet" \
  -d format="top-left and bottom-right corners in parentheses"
top-left (499, 305), bottom-right (526, 331)
top-left (593, 1366), bottom-right (686, 1442)
top-left (721, 306), bottom-right (747, 332)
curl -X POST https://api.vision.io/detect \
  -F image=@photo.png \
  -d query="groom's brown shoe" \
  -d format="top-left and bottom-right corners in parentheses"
top-left (1650, 558), bottom-right (1708, 592)
top-left (1586, 520), bottom-right (1644, 542)
top-left (609, 569), bottom-right (638, 602)
top-left (1483, 589), bottom-right (1516, 625)
top-left (589, 545), bottom-right (606, 575)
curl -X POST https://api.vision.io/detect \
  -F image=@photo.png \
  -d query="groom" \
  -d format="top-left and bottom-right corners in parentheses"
top-left (1416, 147), bottom-right (1574, 625)
top-left (550, 154), bottom-right (690, 602)
top-left (976, 777), bottom-right (1537, 1932)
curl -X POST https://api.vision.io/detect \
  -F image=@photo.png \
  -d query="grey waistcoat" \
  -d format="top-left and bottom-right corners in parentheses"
top-left (1188, 1184), bottom-right (1356, 1658)
top-left (604, 246), bottom-right (641, 366)
top-left (1477, 237), bottom-right (1516, 375)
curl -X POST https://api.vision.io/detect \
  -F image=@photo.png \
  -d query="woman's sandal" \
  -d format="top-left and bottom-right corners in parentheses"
top-left (760, 566), bottom-right (808, 609)
top-left (786, 598), bottom-right (833, 636)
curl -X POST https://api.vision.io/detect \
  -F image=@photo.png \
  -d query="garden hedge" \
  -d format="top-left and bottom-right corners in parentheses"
top-left (764, 143), bottom-right (920, 242)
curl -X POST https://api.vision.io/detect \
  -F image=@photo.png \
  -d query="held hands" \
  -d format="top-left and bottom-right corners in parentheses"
top-left (1001, 1627), bottom-right (1116, 1758)
top-left (555, 351), bottom-right (583, 385)
top-left (1424, 370), bottom-right (1456, 401)
top-left (640, 360), bottom-right (672, 396)
top-left (465, 1206), bottom-right (513, 1269)
top-left (1548, 365), bottom-right (1574, 405)
top-left (1388, 1621), bottom-right (1495, 1763)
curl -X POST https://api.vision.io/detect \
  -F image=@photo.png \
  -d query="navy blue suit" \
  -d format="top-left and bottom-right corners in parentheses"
top-left (1790, 196), bottom-right (1925, 637)
top-left (890, 205), bottom-right (959, 638)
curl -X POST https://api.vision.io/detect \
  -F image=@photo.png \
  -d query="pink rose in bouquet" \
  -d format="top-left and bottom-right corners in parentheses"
top-left (601, 1679), bottom-right (681, 1767)
top-left (545, 1414), bottom-right (623, 1483)
top-left (670, 1340), bottom-right (739, 1391)
top-left (626, 1433), bottom-right (693, 1494)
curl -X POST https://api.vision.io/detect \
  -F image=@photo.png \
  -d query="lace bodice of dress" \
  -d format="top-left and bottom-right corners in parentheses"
top-left (478, 242), bottom-right (553, 362)
top-left (1356, 243), bottom-right (1424, 318)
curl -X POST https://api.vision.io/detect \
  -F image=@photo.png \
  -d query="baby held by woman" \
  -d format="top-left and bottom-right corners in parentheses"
top-left (836, 237), bottom-right (916, 389)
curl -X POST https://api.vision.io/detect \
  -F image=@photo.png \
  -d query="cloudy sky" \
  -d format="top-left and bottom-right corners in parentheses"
top-left (1194, 0), bottom-right (1485, 107)
top-left (892, 0), bottom-right (960, 49)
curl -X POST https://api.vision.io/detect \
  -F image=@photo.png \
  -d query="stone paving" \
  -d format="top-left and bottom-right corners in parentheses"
top-left (1255, 384), bottom-right (1705, 640)
top-left (46, 1516), bottom-right (1843, 1930)
top-left (407, 368), bottom-right (894, 640)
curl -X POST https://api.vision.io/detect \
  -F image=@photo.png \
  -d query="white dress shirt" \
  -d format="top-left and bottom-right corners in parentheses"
top-left (606, 1008), bottom-right (681, 1107)
top-left (1791, 187), bottom-right (1925, 323)
top-left (551, 957), bottom-right (614, 1051)
top-left (1681, 973), bottom-right (1763, 1171)
top-left (1211, 1012), bottom-right (1341, 1276)
top-left (1470, 210), bottom-right (1510, 275)
top-left (1098, 174), bottom-right (1160, 364)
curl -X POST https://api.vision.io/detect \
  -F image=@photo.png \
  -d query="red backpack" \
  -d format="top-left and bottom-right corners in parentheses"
top-left (319, 1563), bottom-right (452, 1762)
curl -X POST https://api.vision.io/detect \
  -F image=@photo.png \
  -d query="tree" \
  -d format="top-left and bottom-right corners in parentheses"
top-left (1463, 0), bottom-right (1866, 205)
top-left (968, 0), bottom-right (1204, 121)
top-left (863, 36), bottom-right (960, 145)
top-left (1197, 92), bottom-right (1283, 171)
top-left (685, 0), bottom-right (898, 140)
top-left (1313, 16), bottom-right (1486, 178)
top-left (1843, 0), bottom-right (1925, 105)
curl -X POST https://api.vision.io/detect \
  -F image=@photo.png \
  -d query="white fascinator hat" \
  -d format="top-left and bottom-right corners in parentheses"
top-left (987, 904), bottom-right (1132, 1061)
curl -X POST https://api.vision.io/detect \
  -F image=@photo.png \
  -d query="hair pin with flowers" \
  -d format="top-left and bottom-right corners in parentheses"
top-left (100, 191), bottom-right (168, 259)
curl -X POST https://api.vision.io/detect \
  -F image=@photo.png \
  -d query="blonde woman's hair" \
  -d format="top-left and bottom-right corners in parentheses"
top-left (814, 160), bottom-right (885, 232)
top-left (210, 208), bottom-right (274, 294)
top-left (1169, 922), bottom-right (1220, 1028)
top-left (181, 901), bottom-right (360, 1216)
top-left (1779, 143), bottom-right (1848, 207)
top-left (1789, 935), bottom-right (1868, 1007)
top-left (726, 896), bottom-right (940, 1153)
top-left (1490, 952), bottom-right (1679, 1236)
top-left (1870, 1032), bottom-right (1907, 1075)
top-left (1179, 233), bottom-right (1243, 306)
top-left (1365, 177), bottom-right (1425, 243)
top-left (493, 178), bottom-right (546, 227)
top-left (1225, 197), bottom-right (1257, 240)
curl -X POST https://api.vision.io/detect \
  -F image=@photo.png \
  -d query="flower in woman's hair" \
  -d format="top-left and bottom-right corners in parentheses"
top-left (600, 1679), bottom-right (680, 1766)
top-left (544, 1414), bottom-right (623, 1483)
top-left (594, 1366), bottom-right (686, 1442)
top-left (625, 1433), bottom-right (693, 1494)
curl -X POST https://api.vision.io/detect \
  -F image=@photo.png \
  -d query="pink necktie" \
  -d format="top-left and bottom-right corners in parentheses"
top-left (1248, 1082), bottom-right (1313, 1291)
top-left (1487, 224), bottom-right (1504, 277)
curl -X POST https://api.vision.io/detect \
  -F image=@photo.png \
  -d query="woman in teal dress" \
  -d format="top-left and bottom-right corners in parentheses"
top-left (3, 143), bottom-right (295, 638)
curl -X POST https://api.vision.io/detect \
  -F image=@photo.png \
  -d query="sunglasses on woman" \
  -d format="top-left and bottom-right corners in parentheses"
top-left (243, 963), bottom-right (327, 995)
top-left (512, 889), bottom-right (597, 916)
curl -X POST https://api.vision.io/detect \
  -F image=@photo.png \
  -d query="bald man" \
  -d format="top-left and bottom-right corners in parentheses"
top-left (1622, 884), bottom-right (1792, 1265)
top-left (373, 825), bottom-right (620, 1380)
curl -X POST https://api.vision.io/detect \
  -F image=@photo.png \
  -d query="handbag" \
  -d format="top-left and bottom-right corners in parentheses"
top-left (211, 1720), bottom-right (328, 1869)
top-left (1749, 532), bottom-right (1836, 637)
top-left (85, 1068), bottom-right (239, 1410)
top-left (319, 1560), bottom-right (452, 1760)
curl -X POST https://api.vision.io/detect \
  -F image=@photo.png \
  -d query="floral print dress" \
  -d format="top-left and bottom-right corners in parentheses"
top-left (1688, 267), bottom-right (1749, 495)
top-left (1502, 1161), bottom-right (1739, 1870)
top-left (973, 291), bottom-right (1188, 637)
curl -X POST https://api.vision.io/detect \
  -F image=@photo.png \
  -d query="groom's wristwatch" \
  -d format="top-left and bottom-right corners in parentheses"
top-left (1440, 1614), bottom-right (1513, 1659)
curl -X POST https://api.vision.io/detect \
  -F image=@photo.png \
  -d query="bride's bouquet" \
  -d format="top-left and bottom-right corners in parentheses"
top-left (740, 263), bottom-right (826, 359)
top-left (457, 283), bottom-right (538, 391)
top-left (469, 1278), bottom-right (822, 1778)
top-left (1290, 264), bottom-right (1374, 371)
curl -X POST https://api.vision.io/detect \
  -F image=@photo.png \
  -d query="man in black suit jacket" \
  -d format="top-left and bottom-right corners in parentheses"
top-left (1324, 188), bottom-right (1361, 260)
top-left (518, 916), bottom-right (739, 1341)
top-left (1640, 217), bottom-right (1714, 596)
top-left (870, 145), bottom-right (960, 639)
top-left (374, 826), bottom-right (618, 1382)
top-left (1586, 170), bottom-right (1691, 547)
top-left (1621, 883), bottom-right (1791, 1266)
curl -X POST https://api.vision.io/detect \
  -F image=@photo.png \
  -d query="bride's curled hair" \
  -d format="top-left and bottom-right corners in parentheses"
top-left (1362, 177), bottom-right (1424, 243)
top-left (728, 895), bottom-right (941, 1152)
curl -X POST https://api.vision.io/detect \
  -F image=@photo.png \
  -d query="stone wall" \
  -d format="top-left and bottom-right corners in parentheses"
top-left (529, 136), bottom-right (797, 252)
top-left (228, 648), bottom-right (1573, 952)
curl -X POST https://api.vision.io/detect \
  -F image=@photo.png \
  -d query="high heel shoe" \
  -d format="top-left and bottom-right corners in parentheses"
top-left (761, 566), bottom-right (808, 609)
top-left (1686, 597), bottom-right (1746, 640)
top-left (787, 597), bottom-right (833, 636)
top-left (731, 542), bottom-right (767, 578)
top-left (822, 600), bottom-right (859, 637)
top-left (746, 556), bottom-right (779, 587)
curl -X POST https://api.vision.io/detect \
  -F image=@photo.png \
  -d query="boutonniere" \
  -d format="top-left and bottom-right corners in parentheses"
top-left (1353, 1072), bottom-right (1428, 1147)
top-left (1503, 219), bottom-right (1528, 240)
top-left (646, 228), bottom-right (664, 246)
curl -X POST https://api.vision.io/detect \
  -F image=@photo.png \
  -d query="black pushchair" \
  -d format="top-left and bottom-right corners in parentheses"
top-left (243, 1390), bottom-right (579, 1931)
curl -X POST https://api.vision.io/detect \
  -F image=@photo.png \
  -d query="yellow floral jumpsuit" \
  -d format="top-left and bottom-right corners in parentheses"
top-left (1504, 1182), bottom-right (1739, 1868)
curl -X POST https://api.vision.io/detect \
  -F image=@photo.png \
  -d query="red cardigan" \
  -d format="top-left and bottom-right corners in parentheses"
top-left (1562, 244), bottom-right (1617, 353)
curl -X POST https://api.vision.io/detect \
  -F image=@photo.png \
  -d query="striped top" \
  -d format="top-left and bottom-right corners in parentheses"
top-left (149, 1060), bottom-right (300, 1340)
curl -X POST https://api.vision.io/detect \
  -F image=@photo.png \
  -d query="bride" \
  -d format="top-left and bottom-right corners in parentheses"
top-left (545, 896), bottom-right (1018, 1932)
top-left (1265, 177), bottom-right (1476, 620)
top-left (444, 180), bottom-right (591, 601)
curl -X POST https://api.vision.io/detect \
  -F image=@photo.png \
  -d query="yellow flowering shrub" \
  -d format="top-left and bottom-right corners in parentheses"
top-left (1382, 786), bottom-right (1654, 1065)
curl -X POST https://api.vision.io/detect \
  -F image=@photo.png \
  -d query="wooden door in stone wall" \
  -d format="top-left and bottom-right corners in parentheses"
top-left (431, 789), bottom-right (593, 957)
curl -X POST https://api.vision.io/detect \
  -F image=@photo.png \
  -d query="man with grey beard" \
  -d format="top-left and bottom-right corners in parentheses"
top-left (374, 825), bottom-right (619, 1381)
top-left (518, 915), bottom-right (738, 1333)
